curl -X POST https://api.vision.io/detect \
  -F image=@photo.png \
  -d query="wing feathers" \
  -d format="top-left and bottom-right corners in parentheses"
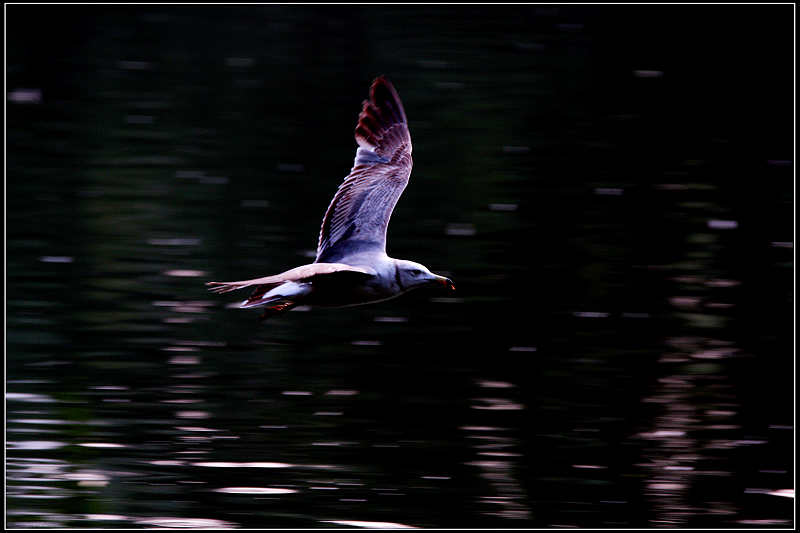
top-left (316, 76), bottom-right (412, 260)
top-left (206, 263), bottom-right (374, 294)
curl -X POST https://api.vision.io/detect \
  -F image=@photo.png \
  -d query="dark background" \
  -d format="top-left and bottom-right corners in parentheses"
top-left (6, 4), bottom-right (794, 528)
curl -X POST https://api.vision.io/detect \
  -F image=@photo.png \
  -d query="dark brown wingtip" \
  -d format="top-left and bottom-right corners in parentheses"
top-left (354, 76), bottom-right (408, 150)
top-left (368, 75), bottom-right (407, 124)
top-left (370, 75), bottom-right (390, 93)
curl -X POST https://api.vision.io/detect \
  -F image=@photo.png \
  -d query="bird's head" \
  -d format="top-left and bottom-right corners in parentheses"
top-left (395, 259), bottom-right (455, 292)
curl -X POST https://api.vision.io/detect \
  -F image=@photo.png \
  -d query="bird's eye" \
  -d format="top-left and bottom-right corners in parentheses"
top-left (411, 270), bottom-right (422, 277)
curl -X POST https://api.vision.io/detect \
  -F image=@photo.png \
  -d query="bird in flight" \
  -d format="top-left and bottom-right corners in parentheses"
top-left (206, 76), bottom-right (455, 319)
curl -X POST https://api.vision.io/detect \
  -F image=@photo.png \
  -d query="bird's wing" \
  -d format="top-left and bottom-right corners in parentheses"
top-left (316, 76), bottom-right (412, 262)
top-left (206, 262), bottom-right (375, 294)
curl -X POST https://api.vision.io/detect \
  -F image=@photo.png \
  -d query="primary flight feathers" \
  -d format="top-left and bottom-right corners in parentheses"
top-left (317, 76), bottom-right (413, 260)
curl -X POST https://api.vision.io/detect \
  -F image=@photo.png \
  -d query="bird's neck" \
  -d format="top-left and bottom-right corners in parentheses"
top-left (392, 259), bottom-right (405, 292)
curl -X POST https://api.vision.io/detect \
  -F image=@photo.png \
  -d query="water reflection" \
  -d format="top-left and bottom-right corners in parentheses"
top-left (7, 3), bottom-right (794, 530)
top-left (323, 520), bottom-right (418, 529)
top-left (638, 334), bottom-right (794, 528)
top-left (464, 379), bottom-right (531, 521)
top-left (134, 517), bottom-right (237, 528)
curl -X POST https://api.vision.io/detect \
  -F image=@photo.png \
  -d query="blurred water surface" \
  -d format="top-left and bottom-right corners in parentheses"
top-left (6, 5), bottom-right (794, 529)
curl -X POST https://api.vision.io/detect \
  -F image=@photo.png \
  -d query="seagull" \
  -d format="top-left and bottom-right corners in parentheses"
top-left (206, 76), bottom-right (455, 320)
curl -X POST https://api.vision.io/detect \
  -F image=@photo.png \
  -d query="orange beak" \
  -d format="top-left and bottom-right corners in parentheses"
top-left (437, 276), bottom-right (456, 291)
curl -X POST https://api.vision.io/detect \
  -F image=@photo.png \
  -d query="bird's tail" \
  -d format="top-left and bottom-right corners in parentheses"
top-left (210, 279), bottom-right (311, 321)
top-left (246, 282), bottom-right (309, 320)
top-left (238, 282), bottom-right (306, 309)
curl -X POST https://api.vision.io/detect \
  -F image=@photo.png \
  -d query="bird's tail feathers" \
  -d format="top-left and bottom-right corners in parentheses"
top-left (241, 285), bottom-right (302, 321)
top-left (240, 280), bottom-right (311, 311)
top-left (239, 285), bottom-right (284, 308)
